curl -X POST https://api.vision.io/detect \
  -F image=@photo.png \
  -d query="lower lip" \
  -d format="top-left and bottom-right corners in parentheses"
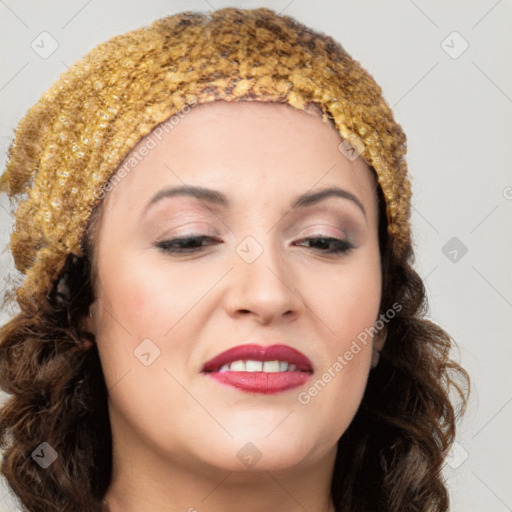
top-left (205, 371), bottom-right (312, 394)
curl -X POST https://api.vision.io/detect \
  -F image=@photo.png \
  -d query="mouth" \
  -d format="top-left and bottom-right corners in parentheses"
top-left (201, 344), bottom-right (314, 394)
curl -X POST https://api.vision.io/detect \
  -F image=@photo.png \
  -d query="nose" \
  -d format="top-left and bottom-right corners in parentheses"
top-left (223, 241), bottom-right (303, 325)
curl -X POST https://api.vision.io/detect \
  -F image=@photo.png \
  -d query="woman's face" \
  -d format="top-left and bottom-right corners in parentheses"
top-left (87, 100), bottom-right (383, 477)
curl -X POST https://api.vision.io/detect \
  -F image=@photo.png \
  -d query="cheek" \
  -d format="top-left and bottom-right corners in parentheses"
top-left (92, 248), bottom-right (223, 375)
top-left (316, 274), bottom-right (378, 380)
top-left (309, 252), bottom-right (382, 345)
top-left (96, 251), bottom-right (194, 332)
top-left (298, 253), bottom-right (381, 432)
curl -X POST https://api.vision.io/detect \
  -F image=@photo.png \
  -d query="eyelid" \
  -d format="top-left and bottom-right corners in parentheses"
top-left (162, 221), bottom-right (217, 237)
top-left (298, 223), bottom-right (348, 239)
top-left (153, 213), bottom-right (358, 244)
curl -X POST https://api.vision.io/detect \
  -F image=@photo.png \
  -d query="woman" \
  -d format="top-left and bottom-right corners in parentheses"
top-left (0, 7), bottom-right (469, 512)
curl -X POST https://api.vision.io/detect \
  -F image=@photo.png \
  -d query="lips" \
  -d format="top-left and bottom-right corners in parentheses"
top-left (201, 344), bottom-right (314, 394)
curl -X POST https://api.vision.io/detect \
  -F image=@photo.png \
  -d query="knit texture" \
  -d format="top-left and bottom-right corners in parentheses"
top-left (0, 7), bottom-right (411, 308)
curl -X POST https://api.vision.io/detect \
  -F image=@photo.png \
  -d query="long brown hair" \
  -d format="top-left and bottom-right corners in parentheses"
top-left (0, 167), bottom-right (469, 511)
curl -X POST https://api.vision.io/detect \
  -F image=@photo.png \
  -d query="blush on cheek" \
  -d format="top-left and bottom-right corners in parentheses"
top-left (130, 294), bottom-right (148, 318)
top-left (99, 254), bottom-right (150, 312)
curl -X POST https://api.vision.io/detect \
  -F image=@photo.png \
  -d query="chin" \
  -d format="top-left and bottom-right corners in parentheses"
top-left (190, 425), bottom-right (324, 473)
top-left (204, 445), bottom-right (314, 474)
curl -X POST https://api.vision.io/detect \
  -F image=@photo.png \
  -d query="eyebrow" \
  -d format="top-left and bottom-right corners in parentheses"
top-left (142, 185), bottom-right (366, 218)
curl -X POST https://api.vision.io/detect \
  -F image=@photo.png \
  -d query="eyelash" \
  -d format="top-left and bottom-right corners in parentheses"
top-left (155, 235), bottom-right (354, 256)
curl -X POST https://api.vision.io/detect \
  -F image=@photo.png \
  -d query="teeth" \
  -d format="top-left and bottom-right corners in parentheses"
top-left (217, 360), bottom-right (300, 373)
top-left (230, 360), bottom-right (246, 372)
top-left (263, 360), bottom-right (281, 373)
top-left (245, 360), bottom-right (263, 372)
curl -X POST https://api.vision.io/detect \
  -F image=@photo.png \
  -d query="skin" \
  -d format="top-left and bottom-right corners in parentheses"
top-left (84, 100), bottom-right (386, 512)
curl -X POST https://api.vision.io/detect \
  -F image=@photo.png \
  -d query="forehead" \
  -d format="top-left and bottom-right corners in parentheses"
top-left (99, 100), bottom-right (378, 223)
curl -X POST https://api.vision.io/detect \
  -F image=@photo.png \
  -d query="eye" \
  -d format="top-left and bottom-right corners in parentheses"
top-left (155, 235), bottom-right (354, 256)
top-left (294, 236), bottom-right (354, 255)
top-left (156, 235), bottom-right (221, 253)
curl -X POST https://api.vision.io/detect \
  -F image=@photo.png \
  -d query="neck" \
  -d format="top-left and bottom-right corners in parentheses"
top-left (104, 472), bottom-right (336, 512)
top-left (102, 431), bottom-right (337, 512)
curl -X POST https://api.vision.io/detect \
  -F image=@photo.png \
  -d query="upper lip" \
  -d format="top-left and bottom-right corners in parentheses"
top-left (201, 344), bottom-right (314, 373)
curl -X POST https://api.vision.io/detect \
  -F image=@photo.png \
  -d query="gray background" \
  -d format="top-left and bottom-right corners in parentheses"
top-left (0, 1), bottom-right (511, 510)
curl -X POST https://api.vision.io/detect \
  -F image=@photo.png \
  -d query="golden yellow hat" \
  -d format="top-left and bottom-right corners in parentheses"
top-left (0, 6), bottom-right (411, 308)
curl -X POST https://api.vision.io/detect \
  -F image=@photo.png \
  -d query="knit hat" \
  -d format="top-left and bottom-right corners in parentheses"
top-left (0, 6), bottom-right (411, 309)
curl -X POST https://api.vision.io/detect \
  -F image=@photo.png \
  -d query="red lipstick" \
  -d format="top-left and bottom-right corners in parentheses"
top-left (201, 344), bottom-right (313, 394)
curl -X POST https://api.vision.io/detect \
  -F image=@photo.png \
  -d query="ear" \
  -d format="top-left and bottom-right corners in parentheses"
top-left (80, 301), bottom-right (96, 334)
top-left (370, 325), bottom-right (387, 369)
top-left (71, 302), bottom-right (97, 353)
top-left (373, 325), bottom-right (387, 352)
